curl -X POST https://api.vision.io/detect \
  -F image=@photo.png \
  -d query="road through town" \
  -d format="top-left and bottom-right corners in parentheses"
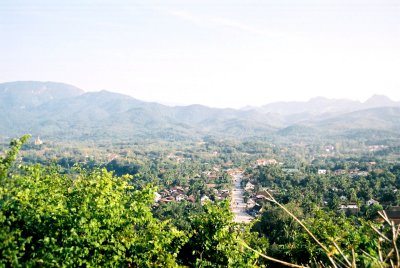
top-left (231, 174), bottom-right (254, 223)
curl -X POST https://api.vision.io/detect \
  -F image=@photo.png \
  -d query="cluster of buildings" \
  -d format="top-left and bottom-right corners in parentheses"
top-left (336, 198), bottom-right (379, 214)
top-left (155, 186), bottom-right (195, 204)
top-left (318, 168), bottom-right (370, 177)
top-left (167, 153), bottom-right (185, 163)
top-left (154, 185), bottom-right (231, 205)
top-left (255, 158), bottom-right (279, 167)
top-left (244, 189), bottom-right (279, 216)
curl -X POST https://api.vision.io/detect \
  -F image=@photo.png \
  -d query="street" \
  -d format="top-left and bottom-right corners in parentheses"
top-left (231, 174), bottom-right (254, 223)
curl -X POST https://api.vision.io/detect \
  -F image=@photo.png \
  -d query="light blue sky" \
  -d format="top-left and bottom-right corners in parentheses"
top-left (1, 0), bottom-right (399, 108)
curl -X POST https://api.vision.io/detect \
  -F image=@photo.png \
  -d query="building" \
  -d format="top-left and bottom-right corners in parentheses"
top-left (176, 194), bottom-right (186, 202)
top-left (245, 182), bottom-right (255, 191)
top-left (246, 199), bottom-right (256, 209)
top-left (339, 203), bottom-right (360, 215)
top-left (34, 136), bottom-right (43, 145)
top-left (201, 195), bottom-right (211, 205)
top-left (256, 159), bottom-right (278, 166)
top-left (379, 207), bottom-right (400, 224)
top-left (367, 198), bottom-right (379, 206)
top-left (154, 192), bottom-right (162, 203)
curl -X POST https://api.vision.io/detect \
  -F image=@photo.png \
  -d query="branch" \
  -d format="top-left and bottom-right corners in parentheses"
top-left (240, 240), bottom-right (307, 268)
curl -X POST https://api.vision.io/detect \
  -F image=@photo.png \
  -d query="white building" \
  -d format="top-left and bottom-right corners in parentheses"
top-left (245, 182), bottom-right (255, 191)
top-left (154, 192), bottom-right (162, 203)
top-left (176, 194), bottom-right (186, 202)
top-left (366, 198), bottom-right (379, 206)
top-left (201, 195), bottom-right (211, 205)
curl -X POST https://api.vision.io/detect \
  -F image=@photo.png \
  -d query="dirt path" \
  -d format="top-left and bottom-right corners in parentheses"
top-left (231, 173), bottom-right (254, 223)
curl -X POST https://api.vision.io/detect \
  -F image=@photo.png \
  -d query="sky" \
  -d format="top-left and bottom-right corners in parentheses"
top-left (0, 0), bottom-right (399, 108)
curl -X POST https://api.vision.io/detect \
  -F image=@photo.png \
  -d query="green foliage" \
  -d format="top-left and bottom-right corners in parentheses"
top-left (1, 135), bottom-right (269, 267)
top-left (254, 201), bottom-right (382, 267)
top-left (291, 210), bottom-right (378, 266)
top-left (252, 202), bottom-right (303, 246)
top-left (152, 201), bottom-right (200, 232)
top-left (364, 203), bottom-right (384, 220)
top-left (178, 201), bottom-right (263, 267)
top-left (3, 131), bottom-right (400, 267)
top-left (0, 136), bottom-right (185, 267)
top-left (0, 134), bottom-right (31, 179)
top-left (105, 159), bottom-right (140, 177)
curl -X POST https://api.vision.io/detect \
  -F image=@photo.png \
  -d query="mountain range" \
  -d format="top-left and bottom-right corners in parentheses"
top-left (1, 81), bottom-right (399, 142)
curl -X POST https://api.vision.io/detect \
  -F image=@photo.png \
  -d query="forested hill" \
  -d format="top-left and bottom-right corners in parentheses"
top-left (1, 81), bottom-right (400, 142)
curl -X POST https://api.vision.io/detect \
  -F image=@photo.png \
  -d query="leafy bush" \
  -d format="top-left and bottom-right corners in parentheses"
top-left (0, 135), bottom-right (185, 267)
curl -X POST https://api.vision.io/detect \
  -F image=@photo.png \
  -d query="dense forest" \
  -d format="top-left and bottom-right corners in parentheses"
top-left (2, 133), bottom-right (400, 267)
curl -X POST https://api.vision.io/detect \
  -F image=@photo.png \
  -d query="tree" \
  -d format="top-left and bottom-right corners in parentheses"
top-left (178, 201), bottom-right (262, 267)
top-left (291, 209), bottom-right (379, 266)
top-left (0, 136), bottom-right (185, 267)
top-left (0, 134), bottom-right (31, 179)
top-left (252, 202), bottom-right (304, 262)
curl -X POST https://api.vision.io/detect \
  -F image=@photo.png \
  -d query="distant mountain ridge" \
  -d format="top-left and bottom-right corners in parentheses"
top-left (250, 94), bottom-right (399, 116)
top-left (1, 81), bottom-right (399, 142)
top-left (0, 81), bottom-right (84, 109)
top-left (243, 94), bottom-right (400, 126)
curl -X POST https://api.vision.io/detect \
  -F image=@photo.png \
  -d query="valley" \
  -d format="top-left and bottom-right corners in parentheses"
top-left (2, 81), bottom-right (400, 267)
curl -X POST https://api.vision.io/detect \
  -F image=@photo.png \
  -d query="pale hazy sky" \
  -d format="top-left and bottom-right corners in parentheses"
top-left (0, 0), bottom-right (399, 108)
